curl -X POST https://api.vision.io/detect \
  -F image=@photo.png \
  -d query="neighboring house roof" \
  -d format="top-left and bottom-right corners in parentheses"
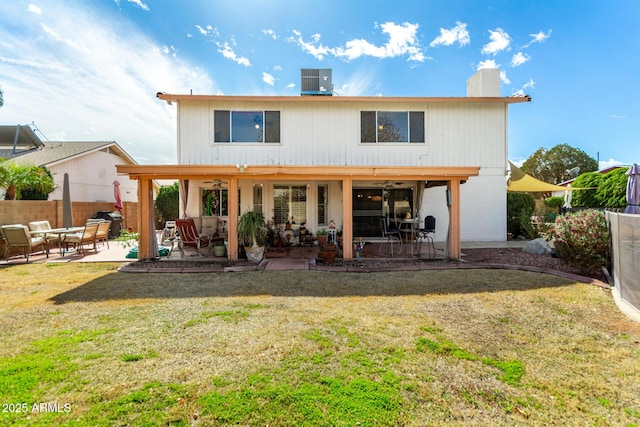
top-left (556, 165), bottom-right (626, 187)
top-left (9, 140), bottom-right (138, 167)
top-left (1, 125), bottom-right (137, 167)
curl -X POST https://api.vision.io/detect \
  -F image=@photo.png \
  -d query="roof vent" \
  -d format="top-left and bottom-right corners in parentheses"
top-left (301, 68), bottom-right (333, 96)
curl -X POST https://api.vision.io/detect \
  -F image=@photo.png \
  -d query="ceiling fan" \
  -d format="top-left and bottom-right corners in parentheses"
top-left (372, 180), bottom-right (405, 189)
top-left (203, 179), bottom-right (223, 189)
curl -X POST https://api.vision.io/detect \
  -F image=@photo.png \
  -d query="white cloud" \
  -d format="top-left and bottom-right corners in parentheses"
top-left (0, 1), bottom-right (213, 164)
top-left (262, 72), bottom-right (275, 86)
top-left (287, 30), bottom-right (333, 60)
top-left (511, 79), bottom-right (535, 95)
top-left (430, 21), bottom-right (470, 47)
top-left (27, 4), bottom-right (41, 14)
top-left (599, 158), bottom-right (623, 169)
top-left (195, 24), bottom-right (218, 38)
top-left (286, 83), bottom-right (295, 89)
top-left (476, 59), bottom-right (498, 70)
top-left (288, 22), bottom-right (426, 63)
top-left (511, 52), bottom-right (530, 67)
top-left (611, 114), bottom-right (626, 119)
top-left (263, 29), bottom-right (277, 40)
top-left (273, 65), bottom-right (282, 71)
top-left (335, 22), bottom-right (425, 62)
top-left (217, 42), bottom-right (251, 66)
top-left (127, 0), bottom-right (149, 11)
top-left (523, 30), bottom-right (552, 48)
top-left (481, 28), bottom-right (511, 56)
top-left (41, 23), bottom-right (92, 53)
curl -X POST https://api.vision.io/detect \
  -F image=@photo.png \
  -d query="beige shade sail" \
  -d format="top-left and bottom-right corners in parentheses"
top-left (507, 161), bottom-right (583, 192)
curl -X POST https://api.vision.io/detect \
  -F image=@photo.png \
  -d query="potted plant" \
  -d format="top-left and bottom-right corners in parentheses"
top-left (237, 208), bottom-right (268, 262)
top-left (315, 229), bottom-right (328, 247)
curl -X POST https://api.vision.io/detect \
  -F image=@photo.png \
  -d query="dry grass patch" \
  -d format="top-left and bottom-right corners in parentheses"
top-left (0, 263), bottom-right (639, 425)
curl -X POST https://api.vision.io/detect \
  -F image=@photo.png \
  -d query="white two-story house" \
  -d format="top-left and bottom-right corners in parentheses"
top-left (118, 68), bottom-right (529, 260)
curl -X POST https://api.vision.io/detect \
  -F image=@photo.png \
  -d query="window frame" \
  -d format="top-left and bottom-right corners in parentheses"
top-left (214, 110), bottom-right (281, 143)
top-left (360, 110), bottom-right (425, 144)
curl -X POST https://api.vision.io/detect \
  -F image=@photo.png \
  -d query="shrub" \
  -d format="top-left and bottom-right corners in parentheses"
top-left (545, 196), bottom-right (564, 209)
top-left (552, 210), bottom-right (610, 275)
top-left (155, 182), bottom-right (179, 224)
top-left (507, 192), bottom-right (536, 238)
top-left (571, 172), bottom-right (603, 207)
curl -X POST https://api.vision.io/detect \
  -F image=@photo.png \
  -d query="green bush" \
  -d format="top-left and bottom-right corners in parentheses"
top-left (596, 168), bottom-right (627, 208)
top-left (571, 172), bottom-right (603, 207)
top-left (507, 192), bottom-right (536, 238)
top-left (155, 182), bottom-right (179, 225)
top-left (552, 210), bottom-right (610, 275)
top-left (545, 196), bottom-right (564, 209)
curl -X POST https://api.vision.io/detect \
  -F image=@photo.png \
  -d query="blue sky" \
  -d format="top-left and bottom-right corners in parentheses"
top-left (0, 0), bottom-right (638, 168)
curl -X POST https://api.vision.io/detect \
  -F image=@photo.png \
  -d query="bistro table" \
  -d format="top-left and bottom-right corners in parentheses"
top-left (32, 226), bottom-right (85, 256)
top-left (399, 218), bottom-right (421, 256)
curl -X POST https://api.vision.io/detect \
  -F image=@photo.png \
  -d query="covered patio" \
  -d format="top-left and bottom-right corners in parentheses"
top-left (116, 164), bottom-right (479, 261)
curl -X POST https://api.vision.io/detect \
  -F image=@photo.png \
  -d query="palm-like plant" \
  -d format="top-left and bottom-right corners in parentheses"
top-left (237, 208), bottom-right (267, 248)
top-left (0, 162), bottom-right (55, 200)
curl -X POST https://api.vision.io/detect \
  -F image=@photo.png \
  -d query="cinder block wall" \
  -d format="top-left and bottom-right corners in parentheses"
top-left (0, 201), bottom-right (138, 258)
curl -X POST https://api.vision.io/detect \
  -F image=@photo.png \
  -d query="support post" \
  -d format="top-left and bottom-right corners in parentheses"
top-left (447, 179), bottom-right (461, 259)
top-left (342, 178), bottom-right (353, 259)
top-left (227, 177), bottom-right (239, 260)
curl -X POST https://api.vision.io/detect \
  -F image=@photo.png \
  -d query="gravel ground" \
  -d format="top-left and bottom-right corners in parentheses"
top-left (125, 247), bottom-right (609, 283)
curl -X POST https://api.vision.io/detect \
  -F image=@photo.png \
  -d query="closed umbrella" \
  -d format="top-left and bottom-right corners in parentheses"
top-left (624, 164), bottom-right (640, 214)
top-left (62, 173), bottom-right (73, 228)
top-left (113, 180), bottom-right (123, 212)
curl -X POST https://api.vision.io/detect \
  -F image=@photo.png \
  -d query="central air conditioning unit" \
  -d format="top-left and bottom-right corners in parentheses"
top-left (301, 68), bottom-right (333, 96)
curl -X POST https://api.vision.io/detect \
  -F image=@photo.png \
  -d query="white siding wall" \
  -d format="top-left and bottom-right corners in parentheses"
top-left (48, 150), bottom-right (138, 203)
top-left (177, 99), bottom-right (509, 241)
top-left (177, 100), bottom-right (507, 169)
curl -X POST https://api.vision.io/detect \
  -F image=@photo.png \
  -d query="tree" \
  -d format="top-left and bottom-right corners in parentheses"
top-left (571, 171), bottom-right (603, 207)
top-left (0, 162), bottom-right (55, 200)
top-left (521, 143), bottom-right (598, 184)
top-left (0, 87), bottom-right (3, 108)
top-left (595, 168), bottom-right (627, 208)
top-left (507, 192), bottom-right (536, 238)
top-left (20, 166), bottom-right (55, 200)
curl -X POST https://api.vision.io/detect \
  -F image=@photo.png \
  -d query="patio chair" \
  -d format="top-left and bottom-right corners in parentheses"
top-left (175, 218), bottom-right (215, 257)
top-left (28, 220), bottom-right (61, 252)
top-left (1, 224), bottom-right (48, 262)
top-left (62, 223), bottom-right (99, 255)
top-left (378, 217), bottom-right (402, 256)
top-left (94, 220), bottom-right (112, 248)
top-left (417, 215), bottom-right (436, 259)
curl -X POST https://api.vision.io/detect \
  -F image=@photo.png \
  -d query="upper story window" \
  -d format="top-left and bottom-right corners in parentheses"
top-left (214, 110), bottom-right (280, 143)
top-left (360, 111), bottom-right (425, 143)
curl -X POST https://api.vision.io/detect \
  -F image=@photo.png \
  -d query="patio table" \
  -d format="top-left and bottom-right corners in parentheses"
top-left (399, 218), bottom-right (421, 256)
top-left (33, 227), bottom-right (85, 256)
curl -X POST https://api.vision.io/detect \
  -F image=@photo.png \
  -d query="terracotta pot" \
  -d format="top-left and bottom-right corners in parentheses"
top-left (319, 250), bottom-right (337, 264)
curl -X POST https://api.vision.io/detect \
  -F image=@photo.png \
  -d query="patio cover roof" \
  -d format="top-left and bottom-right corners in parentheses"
top-left (116, 164), bottom-right (480, 181)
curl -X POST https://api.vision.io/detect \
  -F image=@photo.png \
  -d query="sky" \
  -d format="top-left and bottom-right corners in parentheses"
top-left (1, 0), bottom-right (638, 168)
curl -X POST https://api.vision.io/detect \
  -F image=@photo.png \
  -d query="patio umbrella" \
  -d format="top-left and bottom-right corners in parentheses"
top-left (113, 180), bottom-right (123, 212)
top-left (624, 163), bottom-right (640, 214)
top-left (62, 173), bottom-right (73, 228)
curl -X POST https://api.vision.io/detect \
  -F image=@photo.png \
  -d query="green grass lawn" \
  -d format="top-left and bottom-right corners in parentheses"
top-left (1, 263), bottom-right (639, 426)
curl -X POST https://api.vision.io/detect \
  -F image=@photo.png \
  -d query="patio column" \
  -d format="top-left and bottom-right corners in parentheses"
top-left (227, 177), bottom-right (239, 260)
top-left (342, 178), bottom-right (353, 259)
top-left (447, 179), bottom-right (461, 259)
top-left (137, 177), bottom-right (155, 260)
